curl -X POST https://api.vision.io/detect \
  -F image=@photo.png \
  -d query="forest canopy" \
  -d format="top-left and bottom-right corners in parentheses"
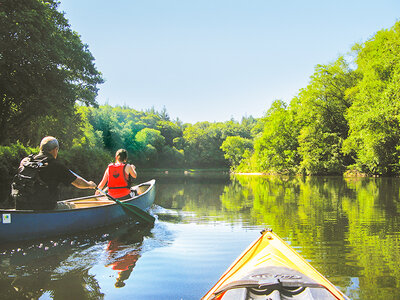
top-left (1, 0), bottom-right (400, 180)
top-left (234, 21), bottom-right (400, 176)
top-left (0, 0), bottom-right (103, 145)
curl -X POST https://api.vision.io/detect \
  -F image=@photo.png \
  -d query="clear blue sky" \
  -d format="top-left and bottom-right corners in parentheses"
top-left (59, 0), bottom-right (399, 124)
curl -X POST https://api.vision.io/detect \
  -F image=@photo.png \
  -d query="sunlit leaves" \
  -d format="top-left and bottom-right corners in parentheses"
top-left (183, 121), bottom-right (253, 168)
top-left (220, 136), bottom-right (253, 168)
top-left (135, 128), bottom-right (165, 151)
top-left (251, 100), bottom-right (301, 174)
top-left (343, 22), bottom-right (400, 175)
top-left (237, 21), bottom-right (400, 176)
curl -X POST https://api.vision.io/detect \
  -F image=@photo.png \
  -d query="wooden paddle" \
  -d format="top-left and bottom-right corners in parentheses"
top-left (70, 170), bottom-right (155, 224)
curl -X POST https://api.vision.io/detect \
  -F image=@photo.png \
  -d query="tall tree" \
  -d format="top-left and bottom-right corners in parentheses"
top-left (343, 21), bottom-right (400, 175)
top-left (221, 136), bottom-right (253, 169)
top-left (296, 57), bottom-right (359, 175)
top-left (183, 121), bottom-right (251, 168)
top-left (252, 100), bottom-right (300, 174)
top-left (157, 120), bottom-right (182, 146)
top-left (0, 0), bottom-right (103, 145)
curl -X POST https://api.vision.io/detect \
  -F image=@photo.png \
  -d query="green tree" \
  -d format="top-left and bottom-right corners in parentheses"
top-left (72, 106), bottom-right (104, 148)
top-left (159, 145), bottom-right (185, 167)
top-left (221, 136), bottom-right (253, 168)
top-left (157, 120), bottom-right (182, 146)
top-left (343, 21), bottom-right (400, 175)
top-left (0, 0), bottom-right (103, 145)
top-left (183, 122), bottom-right (219, 167)
top-left (86, 105), bottom-right (123, 151)
top-left (183, 120), bottom-right (255, 168)
top-left (135, 128), bottom-right (165, 151)
top-left (296, 57), bottom-right (359, 175)
top-left (135, 128), bottom-right (165, 164)
top-left (251, 100), bottom-right (300, 174)
top-left (183, 122), bottom-right (226, 167)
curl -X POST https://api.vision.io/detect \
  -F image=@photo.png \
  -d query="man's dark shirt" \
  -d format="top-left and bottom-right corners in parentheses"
top-left (17, 154), bottom-right (76, 209)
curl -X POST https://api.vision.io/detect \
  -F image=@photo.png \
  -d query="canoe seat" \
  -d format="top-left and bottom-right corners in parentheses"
top-left (57, 197), bottom-right (115, 209)
top-left (70, 200), bottom-right (116, 209)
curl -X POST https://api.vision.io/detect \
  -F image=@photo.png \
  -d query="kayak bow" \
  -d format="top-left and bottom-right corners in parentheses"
top-left (202, 229), bottom-right (349, 300)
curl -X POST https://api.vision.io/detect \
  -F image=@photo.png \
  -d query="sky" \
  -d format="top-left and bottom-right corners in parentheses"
top-left (59, 0), bottom-right (400, 124)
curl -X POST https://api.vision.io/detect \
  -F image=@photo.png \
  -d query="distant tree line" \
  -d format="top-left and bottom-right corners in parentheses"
top-left (1, 0), bottom-right (400, 181)
top-left (71, 105), bottom-right (257, 169)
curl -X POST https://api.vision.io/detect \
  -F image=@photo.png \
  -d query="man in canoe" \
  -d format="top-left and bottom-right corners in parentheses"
top-left (95, 149), bottom-right (137, 199)
top-left (11, 136), bottom-right (97, 210)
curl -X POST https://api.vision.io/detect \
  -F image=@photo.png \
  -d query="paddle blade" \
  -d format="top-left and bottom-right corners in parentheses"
top-left (120, 202), bottom-right (156, 224)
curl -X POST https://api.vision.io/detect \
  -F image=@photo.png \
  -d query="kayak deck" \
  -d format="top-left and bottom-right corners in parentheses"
top-left (202, 229), bottom-right (348, 300)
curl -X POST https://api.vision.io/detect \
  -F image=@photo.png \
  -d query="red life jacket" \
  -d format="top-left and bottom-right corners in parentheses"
top-left (107, 163), bottom-right (130, 198)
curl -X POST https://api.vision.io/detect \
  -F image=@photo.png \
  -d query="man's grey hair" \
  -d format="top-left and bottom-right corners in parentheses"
top-left (39, 136), bottom-right (59, 154)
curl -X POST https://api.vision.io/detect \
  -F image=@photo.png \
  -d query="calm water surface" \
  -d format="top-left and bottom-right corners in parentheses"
top-left (1, 172), bottom-right (400, 299)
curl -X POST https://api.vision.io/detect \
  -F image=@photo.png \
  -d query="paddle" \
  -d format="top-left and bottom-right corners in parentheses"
top-left (96, 186), bottom-right (155, 224)
top-left (70, 170), bottom-right (155, 224)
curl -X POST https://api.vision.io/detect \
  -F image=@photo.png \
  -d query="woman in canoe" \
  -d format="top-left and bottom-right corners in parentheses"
top-left (96, 149), bottom-right (137, 199)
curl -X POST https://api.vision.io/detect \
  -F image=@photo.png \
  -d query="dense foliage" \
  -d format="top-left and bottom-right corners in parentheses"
top-left (0, 0), bottom-right (103, 146)
top-left (1, 0), bottom-right (400, 179)
top-left (0, 105), bottom-right (256, 187)
top-left (343, 23), bottom-right (400, 175)
top-left (76, 106), bottom-right (255, 169)
top-left (237, 21), bottom-right (400, 176)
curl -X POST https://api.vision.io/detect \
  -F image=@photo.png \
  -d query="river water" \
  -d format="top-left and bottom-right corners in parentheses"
top-left (0, 172), bottom-right (399, 299)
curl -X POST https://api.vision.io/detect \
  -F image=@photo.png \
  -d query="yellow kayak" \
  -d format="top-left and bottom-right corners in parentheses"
top-left (202, 229), bottom-right (349, 300)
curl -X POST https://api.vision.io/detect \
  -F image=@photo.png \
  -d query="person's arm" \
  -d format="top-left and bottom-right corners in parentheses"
top-left (19, 157), bottom-right (29, 168)
top-left (95, 168), bottom-right (109, 195)
top-left (127, 164), bottom-right (137, 179)
top-left (62, 165), bottom-right (95, 189)
top-left (71, 176), bottom-right (97, 189)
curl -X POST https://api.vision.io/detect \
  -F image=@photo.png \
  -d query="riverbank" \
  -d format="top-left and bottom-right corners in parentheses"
top-left (234, 170), bottom-right (379, 177)
top-left (141, 168), bottom-right (229, 175)
top-left (233, 172), bottom-right (267, 176)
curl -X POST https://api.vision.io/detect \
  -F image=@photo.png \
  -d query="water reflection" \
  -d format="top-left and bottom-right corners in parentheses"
top-left (105, 225), bottom-right (151, 288)
top-left (1, 174), bottom-right (400, 299)
top-left (154, 174), bottom-right (400, 299)
top-left (106, 243), bottom-right (140, 288)
top-left (227, 176), bottom-right (399, 299)
top-left (1, 238), bottom-right (102, 299)
top-left (0, 222), bottom-right (153, 299)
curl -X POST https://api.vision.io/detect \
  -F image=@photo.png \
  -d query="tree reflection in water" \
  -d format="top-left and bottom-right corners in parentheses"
top-left (1, 174), bottom-right (400, 299)
top-left (155, 174), bottom-right (400, 299)
top-left (0, 222), bottom-right (153, 299)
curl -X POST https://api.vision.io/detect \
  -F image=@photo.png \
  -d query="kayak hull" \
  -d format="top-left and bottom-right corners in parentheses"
top-left (0, 180), bottom-right (156, 244)
top-left (202, 229), bottom-right (348, 300)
